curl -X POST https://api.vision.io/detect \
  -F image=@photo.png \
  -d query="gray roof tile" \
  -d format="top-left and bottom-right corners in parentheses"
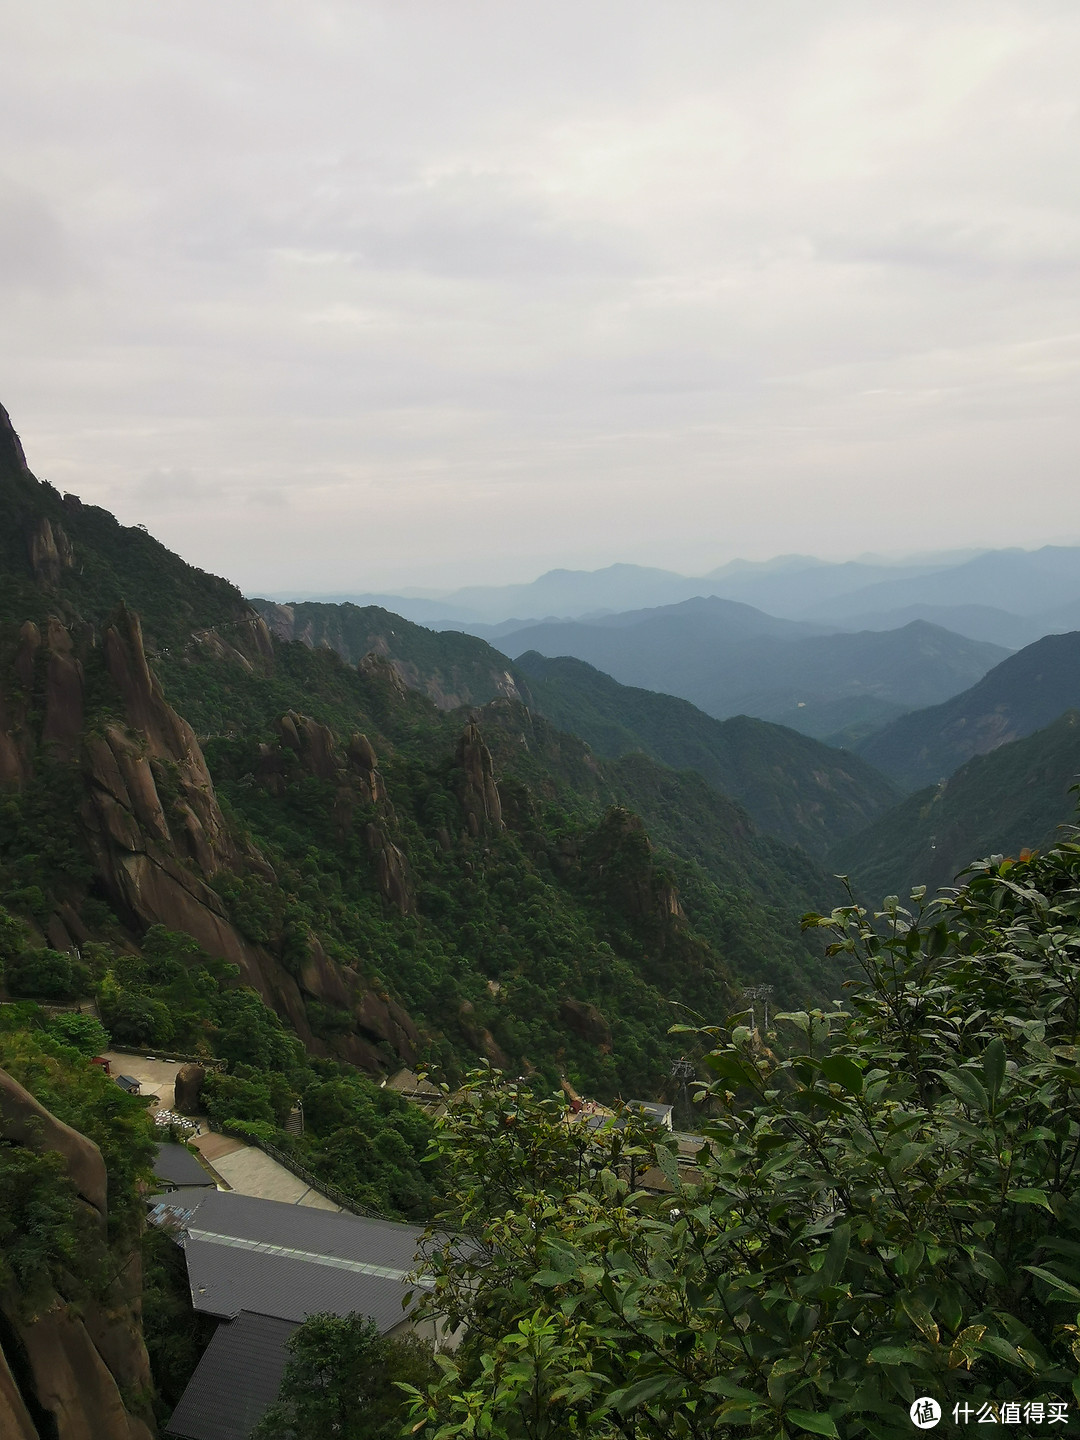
top-left (150, 1188), bottom-right (431, 1329)
top-left (165, 1311), bottom-right (296, 1440)
top-left (168, 1188), bottom-right (428, 1271)
top-left (184, 1237), bottom-right (416, 1328)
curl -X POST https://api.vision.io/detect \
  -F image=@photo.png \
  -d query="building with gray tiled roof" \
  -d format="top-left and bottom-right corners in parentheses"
top-left (154, 1188), bottom-right (440, 1440)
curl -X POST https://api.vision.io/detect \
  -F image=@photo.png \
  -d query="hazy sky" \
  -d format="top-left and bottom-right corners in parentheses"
top-left (3, 2), bottom-right (1079, 593)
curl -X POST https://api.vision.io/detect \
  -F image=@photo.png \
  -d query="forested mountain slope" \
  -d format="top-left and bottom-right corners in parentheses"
top-left (830, 710), bottom-right (1080, 900)
top-left (857, 630), bottom-right (1080, 790)
top-left (248, 599), bottom-right (897, 861)
top-left (0, 400), bottom-right (836, 1112)
top-left (515, 652), bottom-right (899, 859)
top-left (0, 403), bottom-right (253, 649)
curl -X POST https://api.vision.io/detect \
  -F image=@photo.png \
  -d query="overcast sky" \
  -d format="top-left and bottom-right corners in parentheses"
top-left (3, 2), bottom-right (1079, 594)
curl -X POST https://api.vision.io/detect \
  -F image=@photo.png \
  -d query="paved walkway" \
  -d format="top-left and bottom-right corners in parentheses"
top-left (191, 1131), bottom-right (340, 1211)
top-left (101, 1051), bottom-right (184, 1111)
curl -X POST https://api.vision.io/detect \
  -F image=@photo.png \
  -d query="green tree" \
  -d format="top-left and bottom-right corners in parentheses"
top-left (406, 834), bottom-right (1080, 1439)
top-left (97, 977), bottom-right (176, 1046)
top-left (44, 1011), bottom-right (110, 1056)
top-left (251, 1312), bottom-right (437, 1440)
top-left (0, 1143), bottom-right (92, 1304)
top-left (5, 945), bottom-right (87, 1001)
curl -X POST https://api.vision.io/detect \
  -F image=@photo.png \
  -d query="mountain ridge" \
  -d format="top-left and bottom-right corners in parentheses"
top-left (0, 399), bottom-right (837, 1109)
top-left (830, 711), bottom-right (1080, 900)
top-left (857, 630), bottom-right (1080, 790)
top-left (515, 651), bottom-right (900, 859)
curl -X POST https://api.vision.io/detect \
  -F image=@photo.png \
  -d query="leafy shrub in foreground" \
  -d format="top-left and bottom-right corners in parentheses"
top-left (408, 833), bottom-right (1080, 1438)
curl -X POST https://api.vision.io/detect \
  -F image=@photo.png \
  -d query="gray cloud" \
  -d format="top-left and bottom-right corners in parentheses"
top-left (2, 1), bottom-right (1079, 592)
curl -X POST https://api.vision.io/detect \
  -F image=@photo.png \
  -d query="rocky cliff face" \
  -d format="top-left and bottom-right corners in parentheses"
top-left (457, 722), bottom-right (504, 835)
top-left (0, 605), bottom-right (422, 1071)
top-left (255, 599), bottom-right (528, 711)
top-left (0, 1068), bottom-right (154, 1440)
top-left (255, 708), bottom-right (414, 917)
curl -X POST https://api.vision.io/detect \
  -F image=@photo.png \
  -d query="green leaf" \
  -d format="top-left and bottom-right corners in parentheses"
top-left (787, 1408), bottom-right (840, 1437)
top-left (940, 1069), bottom-right (989, 1111)
top-left (819, 1054), bottom-right (864, 1095)
top-left (869, 1345), bottom-right (920, 1365)
top-left (949, 1324), bottom-right (987, 1370)
top-left (703, 1053), bottom-right (754, 1085)
top-left (532, 1271), bottom-right (567, 1287)
top-left (701, 1376), bottom-right (762, 1401)
top-left (1007, 1188), bottom-right (1052, 1211)
top-left (778, 1011), bottom-right (811, 1034)
top-left (816, 1223), bottom-right (851, 1291)
top-left (656, 1144), bottom-right (680, 1188)
top-left (615, 1374), bottom-right (674, 1413)
top-left (1023, 1264), bottom-right (1080, 1300)
top-left (968, 1249), bottom-right (1007, 1285)
top-left (900, 1292), bottom-right (939, 1343)
top-left (978, 1334), bottom-right (1036, 1371)
top-left (982, 1038), bottom-right (1007, 1103)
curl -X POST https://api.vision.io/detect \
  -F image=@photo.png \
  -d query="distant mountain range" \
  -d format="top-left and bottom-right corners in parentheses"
top-left (250, 568), bottom-right (1080, 906)
top-left (266, 546), bottom-right (1080, 651)
top-left (856, 631), bottom-right (1080, 790)
top-left (482, 597), bottom-right (1009, 741)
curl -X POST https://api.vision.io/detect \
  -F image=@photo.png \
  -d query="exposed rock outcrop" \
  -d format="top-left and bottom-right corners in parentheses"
top-left (0, 1067), bottom-right (107, 1219)
top-left (0, 399), bottom-right (31, 477)
top-left (0, 602), bottom-right (423, 1074)
top-left (63, 608), bottom-right (320, 1049)
top-left (559, 998), bottom-right (612, 1051)
top-left (457, 722), bottom-right (503, 836)
top-left (354, 991), bottom-right (420, 1065)
top-left (189, 611), bottom-right (274, 674)
top-left (586, 807), bottom-right (685, 927)
top-left (365, 824), bottom-right (413, 914)
top-left (41, 618), bottom-right (84, 759)
top-left (0, 1066), bottom-right (155, 1440)
top-left (457, 1002), bottom-right (510, 1068)
top-left (173, 1064), bottom-right (206, 1115)
top-left (259, 713), bottom-right (390, 813)
top-left (12, 1300), bottom-right (153, 1440)
top-left (257, 715), bottom-right (408, 917)
top-left (257, 600), bottom-right (527, 711)
top-left (28, 517), bottom-right (74, 588)
top-left (299, 934), bottom-right (355, 1011)
top-left (0, 1347), bottom-right (37, 1440)
top-left (346, 731), bottom-right (388, 806)
top-left (0, 622), bottom-right (42, 788)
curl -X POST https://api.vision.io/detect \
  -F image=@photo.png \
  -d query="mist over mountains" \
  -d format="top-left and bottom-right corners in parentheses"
top-left (270, 546), bottom-right (1080, 653)
top-left (484, 601), bottom-right (1010, 743)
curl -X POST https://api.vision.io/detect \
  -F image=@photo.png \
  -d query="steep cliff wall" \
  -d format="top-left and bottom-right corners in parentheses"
top-left (255, 599), bottom-right (528, 711)
top-left (0, 606), bottom-right (423, 1072)
top-left (0, 1067), bottom-right (154, 1440)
